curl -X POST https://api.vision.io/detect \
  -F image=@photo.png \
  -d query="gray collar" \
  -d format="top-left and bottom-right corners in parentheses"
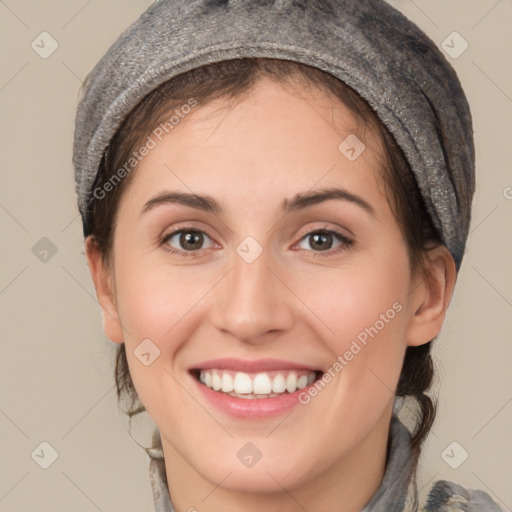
top-left (147, 414), bottom-right (505, 511)
top-left (148, 414), bottom-right (415, 512)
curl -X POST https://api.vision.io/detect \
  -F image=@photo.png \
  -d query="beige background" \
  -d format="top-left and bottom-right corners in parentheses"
top-left (0, 0), bottom-right (511, 510)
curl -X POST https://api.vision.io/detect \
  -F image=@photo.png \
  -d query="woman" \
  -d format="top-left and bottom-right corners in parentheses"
top-left (72, 1), bottom-right (505, 510)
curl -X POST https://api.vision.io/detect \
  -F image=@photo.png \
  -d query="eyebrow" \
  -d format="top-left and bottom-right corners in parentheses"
top-left (140, 186), bottom-right (376, 218)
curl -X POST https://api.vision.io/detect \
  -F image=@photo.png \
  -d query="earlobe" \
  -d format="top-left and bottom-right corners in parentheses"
top-left (84, 236), bottom-right (124, 344)
top-left (405, 246), bottom-right (457, 347)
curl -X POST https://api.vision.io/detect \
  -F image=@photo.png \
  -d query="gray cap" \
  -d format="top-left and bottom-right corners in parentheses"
top-left (73, 0), bottom-right (475, 271)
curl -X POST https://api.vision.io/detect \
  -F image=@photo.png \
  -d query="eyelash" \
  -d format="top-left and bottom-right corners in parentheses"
top-left (159, 225), bottom-right (354, 259)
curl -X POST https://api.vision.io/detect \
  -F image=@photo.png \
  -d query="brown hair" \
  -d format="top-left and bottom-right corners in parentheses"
top-left (87, 57), bottom-right (443, 500)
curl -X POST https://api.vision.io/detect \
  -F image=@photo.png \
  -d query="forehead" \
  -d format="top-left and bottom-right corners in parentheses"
top-left (119, 76), bottom-right (388, 217)
top-left (170, 76), bottom-right (382, 153)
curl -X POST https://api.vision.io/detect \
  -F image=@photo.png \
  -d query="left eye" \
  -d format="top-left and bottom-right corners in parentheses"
top-left (296, 229), bottom-right (349, 253)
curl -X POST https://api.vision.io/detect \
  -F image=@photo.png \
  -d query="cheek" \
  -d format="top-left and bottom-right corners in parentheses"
top-left (293, 258), bottom-right (410, 411)
top-left (299, 259), bottom-right (409, 349)
top-left (114, 258), bottom-right (213, 342)
top-left (113, 263), bottom-right (211, 424)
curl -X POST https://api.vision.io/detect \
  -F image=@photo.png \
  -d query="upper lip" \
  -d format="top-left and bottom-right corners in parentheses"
top-left (190, 358), bottom-right (322, 373)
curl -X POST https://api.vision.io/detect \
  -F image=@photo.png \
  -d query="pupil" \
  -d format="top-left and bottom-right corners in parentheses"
top-left (311, 232), bottom-right (332, 251)
top-left (181, 231), bottom-right (203, 250)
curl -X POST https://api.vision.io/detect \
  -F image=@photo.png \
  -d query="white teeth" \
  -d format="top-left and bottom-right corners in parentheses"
top-left (233, 372), bottom-right (253, 393)
top-left (297, 375), bottom-right (308, 389)
top-left (271, 374), bottom-right (286, 393)
top-left (253, 373), bottom-right (272, 394)
top-left (196, 369), bottom-right (318, 396)
top-left (211, 371), bottom-right (222, 391)
top-left (221, 372), bottom-right (234, 392)
top-left (286, 372), bottom-right (297, 393)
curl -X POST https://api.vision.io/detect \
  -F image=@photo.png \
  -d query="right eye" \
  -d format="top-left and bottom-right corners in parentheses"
top-left (161, 228), bottom-right (216, 257)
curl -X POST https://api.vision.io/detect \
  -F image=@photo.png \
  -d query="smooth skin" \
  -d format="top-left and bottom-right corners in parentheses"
top-left (86, 76), bottom-right (456, 512)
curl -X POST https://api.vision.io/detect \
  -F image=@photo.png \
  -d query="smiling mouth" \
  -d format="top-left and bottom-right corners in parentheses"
top-left (189, 368), bottom-right (324, 399)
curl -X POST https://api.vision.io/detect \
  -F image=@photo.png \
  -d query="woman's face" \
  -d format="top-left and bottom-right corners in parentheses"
top-left (92, 77), bottom-right (433, 495)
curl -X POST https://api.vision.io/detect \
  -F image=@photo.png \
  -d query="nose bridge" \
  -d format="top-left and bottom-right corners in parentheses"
top-left (211, 238), bottom-right (293, 343)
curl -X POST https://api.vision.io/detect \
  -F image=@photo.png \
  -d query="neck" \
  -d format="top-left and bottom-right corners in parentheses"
top-left (161, 406), bottom-right (394, 512)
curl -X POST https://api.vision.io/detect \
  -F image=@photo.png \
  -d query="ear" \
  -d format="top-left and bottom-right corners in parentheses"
top-left (405, 245), bottom-right (457, 347)
top-left (84, 235), bottom-right (124, 344)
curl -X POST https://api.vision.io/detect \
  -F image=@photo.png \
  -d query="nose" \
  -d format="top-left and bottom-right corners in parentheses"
top-left (210, 244), bottom-right (294, 345)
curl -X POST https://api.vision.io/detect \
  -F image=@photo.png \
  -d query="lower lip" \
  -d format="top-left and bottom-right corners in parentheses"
top-left (190, 372), bottom-right (320, 419)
